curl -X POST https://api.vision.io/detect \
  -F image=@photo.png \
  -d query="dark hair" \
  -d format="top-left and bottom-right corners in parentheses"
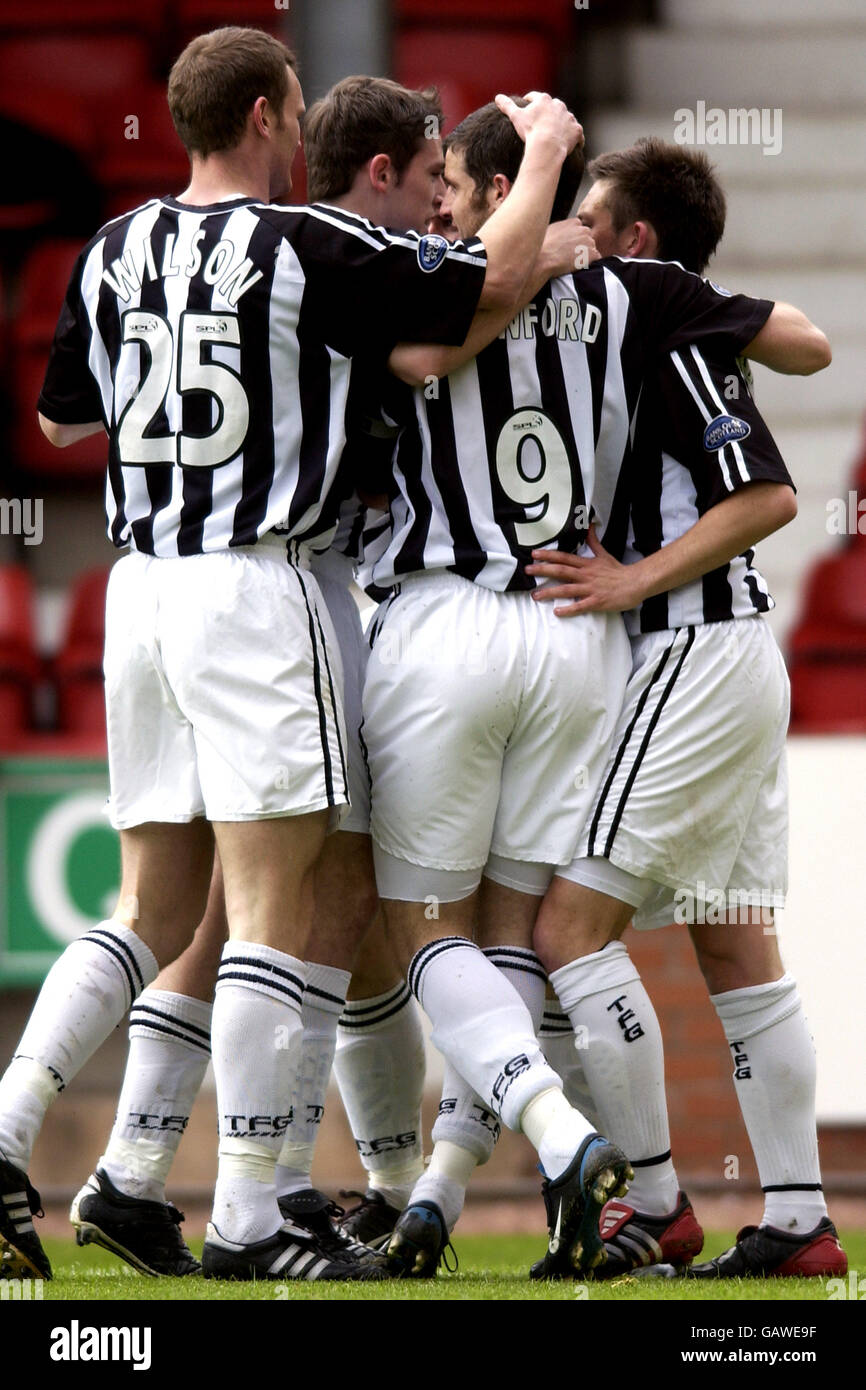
top-left (168, 27), bottom-right (296, 159)
top-left (588, 137), bottom-right (726, 273)
top-left (445, 98), bottom-right (584, 223)
top-left (304, 76), bottom-right (443, 202)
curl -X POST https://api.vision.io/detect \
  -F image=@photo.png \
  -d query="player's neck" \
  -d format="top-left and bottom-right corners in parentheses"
top-left (178, 149), bottom-right (271, 207)
top-left (326, 190), bottom-right (380, 223)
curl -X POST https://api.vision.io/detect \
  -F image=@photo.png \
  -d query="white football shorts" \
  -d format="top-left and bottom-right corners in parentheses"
top-left (559, 616), bottom-right (789, 929)
top-left (309, 547), bottom-right (371, 834)
top-left (104, 537), bottom-right (348, 828)
top-left (362, 570), bottom-right (632, 890)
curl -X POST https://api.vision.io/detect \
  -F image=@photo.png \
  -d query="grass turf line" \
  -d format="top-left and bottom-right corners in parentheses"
top-left (31, 1230), bottom-right (866, 1301)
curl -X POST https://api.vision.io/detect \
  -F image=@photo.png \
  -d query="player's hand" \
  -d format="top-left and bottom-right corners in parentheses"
top-left (526, 525), bottom-right (641, 616)
top-left (539, 219), bottom-right (599, 278)
top-left (496, 91), bottom-right (584, 156)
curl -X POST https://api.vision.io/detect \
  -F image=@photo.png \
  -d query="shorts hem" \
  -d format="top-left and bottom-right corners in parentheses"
top-left (370, 833), bottom-right (486, 873)
top-left (111, 794), bottom-right (347, 829)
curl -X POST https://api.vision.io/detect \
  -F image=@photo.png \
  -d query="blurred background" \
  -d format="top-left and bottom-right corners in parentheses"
top-left (0, 0), bottom-right (863, 1224)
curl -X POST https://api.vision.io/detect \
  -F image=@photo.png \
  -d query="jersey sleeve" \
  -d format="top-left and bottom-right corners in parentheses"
top-left (608, 257), bottom-right (774, 360)
top-left (37, 252), bottom-right (105, 425)
top-left (655, 347), bottom-right (795, 508)
top-left (285, 208), bottom-right (487, 358)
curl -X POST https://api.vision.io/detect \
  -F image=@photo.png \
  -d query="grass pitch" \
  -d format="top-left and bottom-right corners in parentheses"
top-left (36, 1229), bottom-right (866, 1301)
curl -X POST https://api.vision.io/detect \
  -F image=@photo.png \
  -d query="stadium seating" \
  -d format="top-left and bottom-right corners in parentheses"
top-left (10, 240), bottom-right (107, 480)
top-left (93, 84), bottom-right (191, 214)
top-left (0, 35), bottom-right (153, 97)
top-left (788, 546), bottom-right (866, 732)
top-left (175, 0), bottom-right (289, 45)
top-left (53, 568), bottom-right (109, 739)
top-left (396, 0), bottom-right (573, 40)
top-left (0, 565), bottom-right (40, 748)
top-left (395, 27), bottom-right (555, 127)
top-left (0, 1), bottom-right (167, 36)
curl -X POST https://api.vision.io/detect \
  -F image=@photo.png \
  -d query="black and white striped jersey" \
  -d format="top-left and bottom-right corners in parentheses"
top-left (369, 256), bottom-right (773, 593)
top-left (37, 199), bottom-right (485, 557)
top-left (623, 347), bottom-right (795, 636)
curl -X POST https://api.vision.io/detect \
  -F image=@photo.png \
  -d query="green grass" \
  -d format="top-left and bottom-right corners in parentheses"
top-left (32, 1230), bottom-right (866, 1301)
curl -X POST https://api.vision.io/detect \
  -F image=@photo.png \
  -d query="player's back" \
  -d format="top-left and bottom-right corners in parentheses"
top-left (41, 197), bottom-right (486, 560)
top-left (372, 257), bottom-right (772, 595)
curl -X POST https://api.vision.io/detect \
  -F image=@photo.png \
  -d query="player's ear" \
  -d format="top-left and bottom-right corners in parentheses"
top-left (630, 220), bottom-right (658, 260)
top-left (491, 173), bottom-right (513, 206)
top-left (252, 95), bottom-right (275, 139)
top-left (368, 153), bottom-right (394, 192)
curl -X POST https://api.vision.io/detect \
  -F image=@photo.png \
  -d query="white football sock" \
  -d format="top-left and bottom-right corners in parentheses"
top-left (275, 962), bottom-right (350, 1197)
top-left (407, 1141), bottom-right (480, 1234)
top-left (539, 998), bottom-right (602, 1132)
top-left (712, 973), bottom-right (827, 1232)
top-left (99, 990), bottom-right (212, 1203)
top-left (521, 1086), bottom-right (598, 1180)
top-left (550, 942), bottom-right (680, 1214)
top-left (408, 937), bottom-right (562, 1133)
top-left (432, 946), bottom-right (547, 1165)
top-left (0, 922), bottom-right (158, 1170)
top-left (210, 943), bottom-right (305, 1244)
top-left (334, 980), bottom-right (425, 1205)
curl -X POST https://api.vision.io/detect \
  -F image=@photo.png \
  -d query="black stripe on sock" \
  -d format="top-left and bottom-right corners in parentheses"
top-left (337, 997), bottom-right (415, 1030)
top-left (80, 931), bottom-right (137, 1005)
top-left (762, 1183), bottom-right (824, 1193)
top-left (304, 982), bottom-right (348, 1008)
top-left (128, 1017), bottom-right (211, 1055)
top-left (630, 1149), bottom-right (672, 1169)
top-left (216, 970), bottom-right (302, 1008)
top-left (407, 937), bottom-right (478, 999)
top-left (130, 1003), bottom-right (211, 1043)
top-left (340, 983), bottom-right (410, 1018)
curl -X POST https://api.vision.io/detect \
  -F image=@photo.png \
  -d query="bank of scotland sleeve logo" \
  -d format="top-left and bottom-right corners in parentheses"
top-left (417, 234), bottom-right (450, 272)
top-left (703, 414), bottom-right (752, 451)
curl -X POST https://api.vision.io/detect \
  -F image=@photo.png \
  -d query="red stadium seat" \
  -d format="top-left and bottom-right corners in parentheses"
top-left (54, 568), bottom-right (110, 737)
top-left (396, 0), bottom-right (573, 41)
top-left (175, 0), bottom-right (289, 44)
top-left (791, 548), bottom-right (866, 639)
top-left (789, 658), bottom-right (866, 734)
top-left (0, 1), bottom-right (167, 36)
top-left (0, 565), bottom-right (40, 746)
top-left (788, 547), bottom-right (866, 731)
top-left (13, 240), bottom-right (83, 347)
top-left (0, 36), bottom-right (152, 98)
top-left (11, 240), bottom-right (107, 478)
top-left (92, 85), bottom-right (191, 207)
top-left (395, 27), bottom-right (554, 129)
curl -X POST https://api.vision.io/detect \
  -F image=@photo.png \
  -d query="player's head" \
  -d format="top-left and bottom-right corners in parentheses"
top-left (579, 137), bottom-right (726, 274)
top-left (441, 98), bottom-right (585, 239)
top-left (304, 76), bottom-right (445, 233)
top-left (168, 28), bottom-right (302, 198)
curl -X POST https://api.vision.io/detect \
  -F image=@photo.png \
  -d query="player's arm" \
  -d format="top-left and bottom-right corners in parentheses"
top-left (38, 415), bottom-right (104, 447)
top-left (388, 221), bottom-right (598, 386)
top-left (741, 302), bottom-right (831, 375)
top-left (528, 482), bottom-right (796, 616)
top-left (472, 92), bottom-right (583, 311)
